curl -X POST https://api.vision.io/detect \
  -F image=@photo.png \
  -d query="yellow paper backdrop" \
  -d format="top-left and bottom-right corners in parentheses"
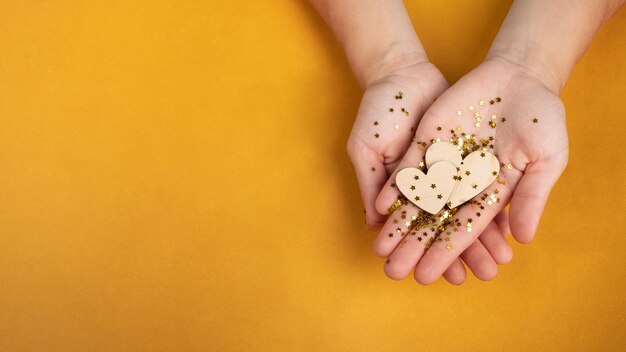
top-left (1, 1), bottom-right (625, 351)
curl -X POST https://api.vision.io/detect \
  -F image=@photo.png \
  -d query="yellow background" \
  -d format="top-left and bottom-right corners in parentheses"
top-left (1, 1), bottom-right (625, 351)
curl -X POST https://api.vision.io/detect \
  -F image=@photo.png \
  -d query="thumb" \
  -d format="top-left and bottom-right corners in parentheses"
top-left (347, 137), bottom-right (388, 229)
top-left (509, 154), bottom-right (567, 244)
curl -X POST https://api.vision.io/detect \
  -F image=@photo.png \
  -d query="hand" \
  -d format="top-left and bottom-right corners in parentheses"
top-left (374, 56), bottom-right (568, 284)
top-left (346, 56), bottom-right (515, 284)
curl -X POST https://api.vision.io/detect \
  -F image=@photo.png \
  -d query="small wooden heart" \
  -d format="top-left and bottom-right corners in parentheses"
top-left (396, 161), bottom-right (457, 215)
top-left (425, 141), bottom-right (462, 168)
top-left (448, 150), bottom-right (500, 207)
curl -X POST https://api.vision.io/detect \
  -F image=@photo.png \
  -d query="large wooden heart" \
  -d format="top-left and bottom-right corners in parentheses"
top-left (395, 161), bottom-right (457, 215)
top-left (448, 150), bottom-right (500, 207)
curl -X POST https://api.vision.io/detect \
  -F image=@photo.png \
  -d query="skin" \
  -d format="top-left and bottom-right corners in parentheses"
top-left (376, 0), bottom-right (625, 284)
top-left (309, 0), bottom-right (625, 284)
top-left (308, 0), bottom-right (512, 284)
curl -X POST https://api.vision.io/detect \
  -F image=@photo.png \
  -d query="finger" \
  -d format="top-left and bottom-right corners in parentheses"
top-left (373, 201), bottom-right (425, 258)
top-left (382, 211), bottom-right (439, 280)
top-left (443, 258), bottom-right (466, 285)
top-left (414, 166), bottom-right (522, 284)
top-left (493, 208), bottom-right (511, 236)
top-left (460, 240), bottom-right (498, 281)
top-left (347, 138), bottom-right (388, 229)
top-left (477, 220), bottom-right (513, 264)
top-left (509, 157), bottom-right (566, 243)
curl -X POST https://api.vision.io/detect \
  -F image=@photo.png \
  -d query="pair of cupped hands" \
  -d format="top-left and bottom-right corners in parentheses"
top-left (347, 54), bottom-right (569, 285)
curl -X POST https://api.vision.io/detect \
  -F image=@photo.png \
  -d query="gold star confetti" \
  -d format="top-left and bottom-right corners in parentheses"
top-left (489, 100), bottom-right (495, 105)
top-left (479, 100), bottom-right (485, 106)
top-left (385, 259), bottom-right (390, 264)
top-left (388, 199), bottom-right (403, 214)
top-left (389, 108), bottom-right (394, 113)
top-left (501, 117), bottom-right (506, 123)
top-left (446, 244), bottom-right (453, 250)
top-left (496, 97), bottom-right (501, 102)
top-left (431, 184), bottom-right (437, 189)
top-left (489, 121), bottom-right (497, 128)
top-left (394, 124), bottom-right (399, 130)
top-left (468, 105), bottom-right (474, 111)
top-left (395, 91), bottom-right (403, 100)
top-left (457, 110), bottom-right (462, 116)
top-left (506, 163), bottom-right (513, 170)
top-left (410, 185), bottom-right (416, 190)
top-left (373, 121), bottom-right (379, 126)
top-left (533, 117), bottom-right (538, 123)
top-left (437, 126), bottom-right (442, 131)
top-left (371, 167), bottom-right (376, 172)
top-left (374, 133), bottom-right (380, 138)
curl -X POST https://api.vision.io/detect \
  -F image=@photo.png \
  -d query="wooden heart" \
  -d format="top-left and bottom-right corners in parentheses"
top-left (448, 151), bottom-right (500, 207)
top-left (425, 141), bottom-right (462, 168)
top-left (396, 161), bottom-right (457, 215)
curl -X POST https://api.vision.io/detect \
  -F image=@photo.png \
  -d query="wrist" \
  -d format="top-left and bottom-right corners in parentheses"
top-left (355, 43), bottom-right (429, 89)
top-left (486, 44), bottom-right (565, 94)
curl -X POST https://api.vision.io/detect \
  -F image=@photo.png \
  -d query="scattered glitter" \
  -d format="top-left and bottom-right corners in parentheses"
top-left (388, 199), bottom-right (404, 214)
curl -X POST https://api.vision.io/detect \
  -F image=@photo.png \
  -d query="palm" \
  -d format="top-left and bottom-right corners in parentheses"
top-left (374, 57), bottom-right (569, 284)
top-left (347, 61), bottom-right (448, 227)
